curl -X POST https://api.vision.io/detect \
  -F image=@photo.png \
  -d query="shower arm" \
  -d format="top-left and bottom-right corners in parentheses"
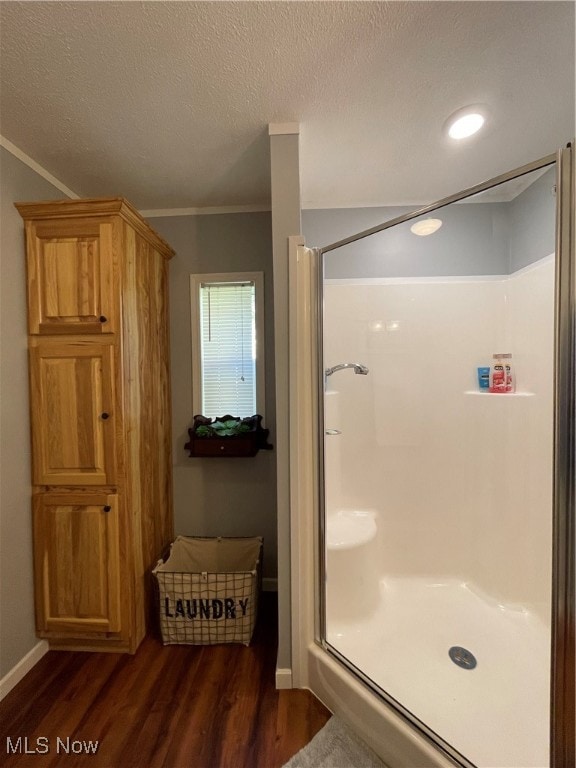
top-left (324, 362), bottom-right (369, 381)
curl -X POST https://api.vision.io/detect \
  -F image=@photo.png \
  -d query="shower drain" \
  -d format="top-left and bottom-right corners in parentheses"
top-left (448, 646), bottom-right (477, 670)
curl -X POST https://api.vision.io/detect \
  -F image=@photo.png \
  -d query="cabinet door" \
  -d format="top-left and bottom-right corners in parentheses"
top-left (26, 218), bottom-right (116, 334)
top-left (30, 341), bottom-right (117, 486)
top-left (33, 493), bottom-right (122, 634)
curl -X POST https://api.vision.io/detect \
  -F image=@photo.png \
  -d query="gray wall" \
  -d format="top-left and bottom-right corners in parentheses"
top-left (0, 148), bottom-right (69, 678)
top-left (149, 213), bottom-right (278, 583)
top-left (509, 166), bottom-right (556, 271)
top-left (304, 204), bottom-right (509, 278)
top-left (304, 166), bottom-right (556, 278)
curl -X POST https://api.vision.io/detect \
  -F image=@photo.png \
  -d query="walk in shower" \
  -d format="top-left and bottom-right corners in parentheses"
top-left (290, 146), bottom-right (574, 768)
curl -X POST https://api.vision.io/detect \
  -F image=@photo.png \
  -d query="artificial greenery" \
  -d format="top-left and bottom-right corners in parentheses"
top-left (185, 414), bottom-right (273, 456)
top-left (194, 418), bottom-right (252, 438)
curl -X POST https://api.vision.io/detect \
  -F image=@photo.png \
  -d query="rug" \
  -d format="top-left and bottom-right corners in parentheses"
top-left (282, 716), bottom-right (388, 768)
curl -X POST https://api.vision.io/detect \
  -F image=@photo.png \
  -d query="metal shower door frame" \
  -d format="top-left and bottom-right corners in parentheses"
top-left (315, 143), bottom-right (575, 768)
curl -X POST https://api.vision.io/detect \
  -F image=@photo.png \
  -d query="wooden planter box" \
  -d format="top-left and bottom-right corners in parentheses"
top-left (186, 433), bottom-right (260, 458)
top-left (185, 415), bottom-right (272, 458)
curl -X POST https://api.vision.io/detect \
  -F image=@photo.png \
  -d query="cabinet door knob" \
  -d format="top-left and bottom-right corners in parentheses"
top-left (101, 412), bottom-right (110, 420)
top-left (99, 315), bottom-right (107, 323)
top-left (103, 505), bottom-right (112, 512)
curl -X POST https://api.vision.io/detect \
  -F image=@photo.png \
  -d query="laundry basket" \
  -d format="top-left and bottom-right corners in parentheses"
top-left (152, 536), bottom-right (263, 645)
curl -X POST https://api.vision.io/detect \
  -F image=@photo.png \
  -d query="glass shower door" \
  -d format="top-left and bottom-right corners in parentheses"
top-left (319, 152), bottom-right (574, 768)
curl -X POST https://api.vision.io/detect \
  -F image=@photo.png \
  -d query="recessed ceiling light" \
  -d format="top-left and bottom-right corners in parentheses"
top-left (445, 105), bottom-right (488, 140)
top-left (410, 218), bottom-right (443, 236)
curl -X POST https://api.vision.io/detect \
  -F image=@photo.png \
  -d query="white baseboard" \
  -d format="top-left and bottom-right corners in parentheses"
top-left (0, 641), bottom-right (49, 702)
top-left (275, 667), bottom-right (293, 689)
top-left (262, 577), bottom-right (278, 592)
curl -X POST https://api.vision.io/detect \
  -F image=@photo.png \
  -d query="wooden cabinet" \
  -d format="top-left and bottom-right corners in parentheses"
top-left (29, 340), bottom-right (116, 486)
top-left (33, 493), bottom-right (121, 635)
top-left (25, 217), bottom-right (116, 335)
top-left (17, 198), bottom-right (175, 653)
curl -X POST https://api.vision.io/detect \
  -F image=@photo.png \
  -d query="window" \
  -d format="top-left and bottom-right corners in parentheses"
top-left (190, 272), bottom-right (265, 419)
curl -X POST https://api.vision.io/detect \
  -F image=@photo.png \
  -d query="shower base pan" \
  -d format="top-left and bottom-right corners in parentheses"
top-left (326, 575), bottom-right (549, 768)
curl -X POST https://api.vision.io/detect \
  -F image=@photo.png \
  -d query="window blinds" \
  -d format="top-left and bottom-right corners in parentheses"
top-left (199, 282), bottom-right (256, 418)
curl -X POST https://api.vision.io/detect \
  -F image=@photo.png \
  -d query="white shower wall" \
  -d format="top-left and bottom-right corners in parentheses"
top-left (323, 256), bottom-right (554, 622)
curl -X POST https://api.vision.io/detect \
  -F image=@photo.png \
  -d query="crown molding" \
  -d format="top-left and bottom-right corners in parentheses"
top-left (2, 136), bottom-right (272, 216)
top-left (0, 135), bottom-right (80, 199)
top-left (142, 204), bottom-right (271, 218)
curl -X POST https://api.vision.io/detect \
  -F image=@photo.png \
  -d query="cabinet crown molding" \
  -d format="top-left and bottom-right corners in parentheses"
top-left (15, 197), bottom-right (175, 260)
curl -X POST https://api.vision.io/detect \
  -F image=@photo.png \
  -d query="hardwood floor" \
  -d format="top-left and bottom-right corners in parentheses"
top-left (0, 593), bottom-right (331, 768)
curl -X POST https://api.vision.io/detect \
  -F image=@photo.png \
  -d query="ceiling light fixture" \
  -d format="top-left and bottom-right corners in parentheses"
top-left (410, 218), bottom-right (443, 236)
top-left (445, 105), bottom-right (488, 140)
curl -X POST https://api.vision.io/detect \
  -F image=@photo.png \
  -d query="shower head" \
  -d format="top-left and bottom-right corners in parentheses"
top-left (325, 362), bottom-right (370, 379)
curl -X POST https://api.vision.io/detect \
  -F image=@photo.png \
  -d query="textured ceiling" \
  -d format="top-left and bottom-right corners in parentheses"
top-left (0, 1), bottom-right (574, 211)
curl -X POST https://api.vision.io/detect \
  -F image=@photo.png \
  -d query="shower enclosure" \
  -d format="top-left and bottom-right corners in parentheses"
top-left (289, 145), bottom-right (574, 768)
